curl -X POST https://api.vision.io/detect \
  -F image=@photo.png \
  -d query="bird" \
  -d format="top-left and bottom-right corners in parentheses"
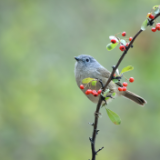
top-left (74, 54), bottom-right (147, 106)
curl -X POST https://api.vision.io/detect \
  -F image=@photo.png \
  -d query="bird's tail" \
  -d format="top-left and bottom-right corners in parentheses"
top-left (122, 90), bottom-right (147, 106)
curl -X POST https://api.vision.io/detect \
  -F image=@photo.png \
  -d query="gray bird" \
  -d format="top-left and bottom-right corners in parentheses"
top-left (74, 55), bottom-right (147, 106)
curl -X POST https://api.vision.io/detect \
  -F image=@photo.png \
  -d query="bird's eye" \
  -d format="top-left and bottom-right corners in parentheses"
top-left (86, 58), bottom-right (89, 62)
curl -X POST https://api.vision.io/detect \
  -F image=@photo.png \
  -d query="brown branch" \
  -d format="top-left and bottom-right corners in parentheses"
top-left (90, 12), bottom-right (160, 160)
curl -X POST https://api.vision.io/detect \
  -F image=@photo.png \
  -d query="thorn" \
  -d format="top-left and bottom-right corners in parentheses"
top-left (88, 122), bottom-right (94, 126)
top-left (131, 44), bottom-right (133, 48)
top-left (96, 147), bottom-right (104, 154)
top-left (111, 75), bottom-right (122, 81)
top-left (112, 65), bottom-right (116, 69)
top-left (106, 95), bottom-right (114, 99)
top-left (98, 79), bottom-right (104, 88)
top-left (96, 130), bottom-right (100, 135)
top-left (101, 100), bottom-right (107, 107)
top-left (89, 137), bottom-right (93, 144)
top-left (95, 78), bottom-right (104, 88)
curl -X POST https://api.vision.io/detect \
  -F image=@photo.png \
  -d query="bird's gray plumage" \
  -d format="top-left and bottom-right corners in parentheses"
top-left (74, 55), bottom-right (147, 106)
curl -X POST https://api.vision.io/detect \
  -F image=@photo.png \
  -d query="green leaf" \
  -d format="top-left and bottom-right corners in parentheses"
top-left (120, 39), bottom-right (127, 46)
top-left (112, 79), bottom-right (119, 83)
top-left (120, 65), bottom-right (134, 74)
top-left (105, 97), bottom-right (110, 100)
top-left (91, 80), bottom-right (97, 86)
top-left (153, 5), bottom-right (160, 14)
top-left (106, 108), bottom-right (121, 125)
top-left (106, 43), bottom-right (118, 51)
top-left (141, 19), bottom-right (149, 30)
top-left (112, 92), bottom-right (116, 96)
top-left (153, 5), bottom-right (159, 8)
top-left (103, 89), bottom-right (110, 97)
top-left (82, 78), bottom-right (95, 84)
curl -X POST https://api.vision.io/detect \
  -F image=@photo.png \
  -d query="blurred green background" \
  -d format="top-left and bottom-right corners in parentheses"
top-left (0, 0), bottom-right (160, 160)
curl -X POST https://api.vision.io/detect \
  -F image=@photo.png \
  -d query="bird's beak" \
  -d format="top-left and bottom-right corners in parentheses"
top-left (74, 57), bottom-right (80, 61)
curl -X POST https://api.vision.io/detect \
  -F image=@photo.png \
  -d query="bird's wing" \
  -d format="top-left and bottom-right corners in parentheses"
top-left (96, 67), bottom-right (111, 78)
top-left (96, 67), bottom-right (123, 87)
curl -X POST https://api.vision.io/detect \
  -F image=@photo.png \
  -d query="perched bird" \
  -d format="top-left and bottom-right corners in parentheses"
top-left (74, 55), bottom-right (147, 106)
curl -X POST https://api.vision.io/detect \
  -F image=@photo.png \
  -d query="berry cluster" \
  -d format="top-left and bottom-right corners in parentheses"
top-left (118, 77), bottom-right (134, 92)
top-left (80, 85), bottom-right (102, 97)
top-left (110, 32), bottom-right (133, 52)
top-left (151, 23), bottom-right (160, 32)
top-left (80, 77), bottom-right (134, 93)
top-left (147, 12), bottom-right (160, 32)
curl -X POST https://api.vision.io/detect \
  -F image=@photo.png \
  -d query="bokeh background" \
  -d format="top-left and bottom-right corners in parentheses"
top-left (0, 0), bottom-right (160, 160)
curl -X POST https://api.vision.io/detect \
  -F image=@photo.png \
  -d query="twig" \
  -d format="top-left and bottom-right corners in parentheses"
top-left (90, 12), bottom-right (160, 160)
top-left (96, 147), bottom-right (104, 154)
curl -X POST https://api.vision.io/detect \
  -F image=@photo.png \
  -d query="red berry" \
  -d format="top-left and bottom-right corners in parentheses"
top-left (129, 77), bottom-right (134, 83)
top-left (156, 23), bottom-right (160, 31)
top-left (113, 73), bottom-right (116, 77)
top-left (111, 39), bottom-right (117, 44)
top-left (88, 89), bottom-right (92, 94)
top-left (149, 14), bottom-right (154, 19)
top-left (94, 92), bottom-right (98, 97)
top-left (118, 87), bottom-right (123, 91)
top-left (123, 87), bottom-right (127, 91)
top-left (92, 90), bottom-right (96, 95)
top-left (122, 32), bottom-right (126, 36)
top-left (123, 82), bottom-right (128, 87)
top-left (119, 45), bottom-right (126, 51)
top-left (126, 43), bottom-right (129, 47)
top-left (85, 90), bottom-right (89, 95)
top-left (80, 84), bottom-right (84, 89)
top-left (92, 90), bottom-right (98, 97)
top-left (151, 27), bottom-right (157, 32)
top-left (129, 37), bottom-right (133, 41)
top-left (98, 89), bottom-right (102, 94)
top-left (85, 89), bottom-right (92, 95)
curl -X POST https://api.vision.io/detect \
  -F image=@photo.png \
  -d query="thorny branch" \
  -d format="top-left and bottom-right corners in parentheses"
top-left (90, 12), bottom-right (160, 160)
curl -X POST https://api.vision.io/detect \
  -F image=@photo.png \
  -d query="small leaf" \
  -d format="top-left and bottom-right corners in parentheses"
top-left (102, 89), bottom-right (110, 97)
top-left (112, 92), bottom-right (116, 96)
top-left (82, 78), bottom-right (95, 84)
top-left (153, 5), bottom-right (160, 14)
top-left (106, 43), bottom-right (118, 51)
top-left (120, 39), bottom-right (127, 46)
top-left (112, 79), bottom-right (119, 83)
top-left (109, 36), bottom-right (118, 42)
top-left (105, 97), bottom-right (110, 100)
top-left (106, 108), bottom-right (121, 125)
top-left (153, 5), bottom-right (159, 8)
top-left (120, 65), bottom-right (134, 74)
top-left (141, 19), bottom-right (149, 30)
top-left (91, 81), bottom-right (97, 86)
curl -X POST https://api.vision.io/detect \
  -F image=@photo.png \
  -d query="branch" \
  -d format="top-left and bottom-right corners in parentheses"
top-left (90, 12), bottom-right (160, 160)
